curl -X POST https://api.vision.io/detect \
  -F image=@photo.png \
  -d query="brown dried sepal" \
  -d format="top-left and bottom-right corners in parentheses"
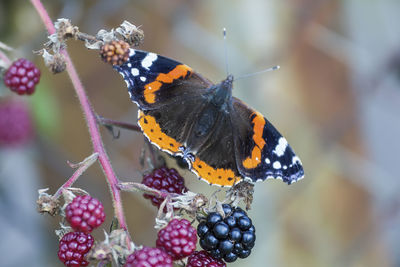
top-left (115, 21), bottom-right (144, 47)
top-left (37, 194), bottom-right (60, 216)
top-left (87, 229), bottom-right (133, 265)
top-left (100, 40), bottom-right (130, 66)
top-left (191, 194), bottom-right (208, 211)
top-left (185, 193), bottom-right (208, 218)
top-left (55, 19), bottom-right (79, 41)
top-left (124, 27), bottom-right (144, 47)
top-left (48, 53), bottom-right (66, 74)
top-left (227, 181), bottom-right (255, 210)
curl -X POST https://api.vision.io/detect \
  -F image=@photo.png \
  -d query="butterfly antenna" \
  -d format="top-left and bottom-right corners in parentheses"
top-left (234, 65), bottom-right (280, 81)
top-left (223, 28), bottom-right (229, 76)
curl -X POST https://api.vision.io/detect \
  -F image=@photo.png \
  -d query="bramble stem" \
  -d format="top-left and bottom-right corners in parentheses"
top-left (54, 153), bottom-right (99, 199)
top-left (30, 0), bottom-right (129, 233)
top-left (0, 49), bottom-right (11, 66)
top-left (119, 182), bottom-right (176, 199)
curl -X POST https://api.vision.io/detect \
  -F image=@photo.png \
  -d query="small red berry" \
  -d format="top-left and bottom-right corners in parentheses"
top-left (124, 247), bottom-right (172, 267)
top-left (187, 250), bottom-right (227, 267)
top-left (156, 218), bottom-right (197, 260)
top-left (142, 167), bottom-right (187, 210)
top-left (58, 231), bottom-right (94, 267)
top-left (65, 195), bottom-right (105, 233)
top-left (4, 58), bottom-right (41, 95)
top-left (0, 99), bottom-right (33, 146)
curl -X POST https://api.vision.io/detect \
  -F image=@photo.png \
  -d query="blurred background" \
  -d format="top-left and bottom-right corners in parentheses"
top-left (1, 0), bottom-right (400, 266)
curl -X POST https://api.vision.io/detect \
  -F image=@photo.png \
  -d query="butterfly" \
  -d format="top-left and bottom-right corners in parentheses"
top-left (114, 49), bottom-right (304, 187)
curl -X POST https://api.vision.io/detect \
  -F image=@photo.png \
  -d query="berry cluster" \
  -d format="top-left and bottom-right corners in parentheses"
top-left (0, 99), bottom-right (33, 146)
top-left (124, 247), bottom-right (172, 267)
top-left (156, 218), bottom-right (197, 260)
top-left (142, 167), bottom-right (187, 210)
top-left (3, 58), bottom-right (40, 95)
top-left (65, 195), bottom-right (106, 233)
top-left (58, 231), bottom-right (94, 267)
top-left (58, 195), bottom-right (105, 267)
top-left (100, 40), bottom-right (130, 66)
top-left (123, 218), bottom-right (197, 266)
top-left (197, 204), bottom-right (256, 263)
top-left (187, 250), bottom-right (226, 267)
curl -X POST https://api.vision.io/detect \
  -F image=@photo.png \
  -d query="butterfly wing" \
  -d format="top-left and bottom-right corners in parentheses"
top-left (114, 49), bottom-right (304, 186)
top-left (114, 49), bottom-right (214, 155)
top-left (231, 98), bottom-right (304, 184)
top-left (114, 49), bottom-right (212, 110)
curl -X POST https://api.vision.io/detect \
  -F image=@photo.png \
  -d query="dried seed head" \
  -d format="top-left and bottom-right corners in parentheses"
top-left (100, 40), bottom-right (130, 66)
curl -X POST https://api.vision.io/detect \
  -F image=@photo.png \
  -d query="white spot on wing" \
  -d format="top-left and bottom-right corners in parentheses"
top-left (141, 53), bottom-right (157, 70)
top-left (140, 76), bottom-right (146, 82)
top-left (265, 158), bottom-right (270, 164)
top-left (273, 161), bottom-right (281, 169)
top-left (131, 68), bottom-right (139, 76)
top-left (129, 49), bottom-right (135, 56)
top-left (127, 63), bottom-right (132, 67)
top-left (273, 137), bottom-right (288, 157)
top-left (292, 156), bottom-right (301, 165)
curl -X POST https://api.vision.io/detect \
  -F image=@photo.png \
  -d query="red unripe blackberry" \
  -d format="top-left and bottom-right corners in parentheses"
top-left (58, 231), bottom-right (94, 267)
top-left (0, 99), bottom-right (33, 146)
top-left (124, 247), bottom-right (172, 267)
top-left (142, 167), bottom-right (187, 210)
top-left (4, 58), bottom-right (40, 95)
top-left (156, 218), bottom-right (197, 260)
top-left (65, 195), bottom-right (105, 233)
top-left (187, 250), bottom-right (226, 267)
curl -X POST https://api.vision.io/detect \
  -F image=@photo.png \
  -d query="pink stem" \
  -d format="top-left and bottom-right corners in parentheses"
top-left (0, 50), bottom-right (11, 66)
top-left (30, 0), bottom-right (128, 232)
top-left (54, 153), bottom-right (99, 199)
top-left (118, 182), bottom-right (173, 199)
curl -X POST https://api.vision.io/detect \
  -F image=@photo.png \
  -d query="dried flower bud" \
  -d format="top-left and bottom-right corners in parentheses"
top-left (226, 181), bottom-right (254, 210)
top-left (55, 18), bottom-right (79, 40)
top-left (100, 40), bottom-right (130, 66)
top-left (37, 189), bottom-right (60, 216)
top-left (87, 229), bottom-right (134, 264)
top-left (48, 53), bottom-right (66, 74)
top-left (115, 21), bottom-right (144, 47)
top-left (42, 50), bottom-right (66, 74)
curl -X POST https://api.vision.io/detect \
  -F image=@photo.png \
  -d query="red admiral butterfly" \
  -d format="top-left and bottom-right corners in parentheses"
top-left (114, 49), bottom-right (304, 187)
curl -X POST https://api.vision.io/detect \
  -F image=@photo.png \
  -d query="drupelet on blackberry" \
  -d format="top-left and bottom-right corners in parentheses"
top-left (197, 204), bottom-right (256, 263)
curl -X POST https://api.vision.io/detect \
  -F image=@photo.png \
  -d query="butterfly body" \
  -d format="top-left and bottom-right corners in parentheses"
top-left (114, 49), bottom-right (304, 187)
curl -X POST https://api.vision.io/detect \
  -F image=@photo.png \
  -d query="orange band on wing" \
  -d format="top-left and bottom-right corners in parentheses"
top-left (192, 158), bottom-right (241, 187)
top-left (138, 110), bottom-right (182, 154)
top-left (242, 112), bottom-right (266, 169)
top-left (144, 64), bottom-right (192, 104)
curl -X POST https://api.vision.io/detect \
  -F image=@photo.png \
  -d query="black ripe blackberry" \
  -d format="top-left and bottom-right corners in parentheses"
top-left (197, 204), bottom-right (256, 263)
